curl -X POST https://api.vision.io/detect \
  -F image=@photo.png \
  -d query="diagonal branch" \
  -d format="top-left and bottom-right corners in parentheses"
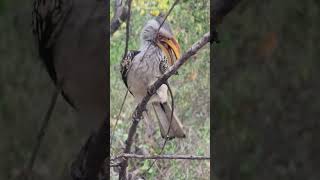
top-left (22, 81), bottom-right (61, 180)
top-left (118, 32), bottom-right (210, 179)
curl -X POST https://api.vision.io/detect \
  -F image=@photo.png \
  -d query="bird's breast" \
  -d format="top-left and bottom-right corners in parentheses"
top-left (127, 48), bottom-right (163, 98)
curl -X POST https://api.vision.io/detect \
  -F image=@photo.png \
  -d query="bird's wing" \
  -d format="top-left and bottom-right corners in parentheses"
top-left (32, 0), bottom-right (73, 83)
top-left (120, 50), bottom-right (140, 91)
top-left (32, 0), bottom-right (75, 107)
top-left (159, 55), bottom-right (169, 74)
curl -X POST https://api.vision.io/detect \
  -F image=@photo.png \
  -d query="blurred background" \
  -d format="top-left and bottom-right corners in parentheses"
top-left (0, 0), bottom-right (100, 179)
top-left (214, 0), bottom-right (320, 179)
top-left (110, 0), bottom-right (210, 179)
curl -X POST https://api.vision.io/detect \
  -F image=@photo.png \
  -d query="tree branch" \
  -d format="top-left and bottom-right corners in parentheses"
top-left (110, 0), bottom-right (129, 36)
top-left (118, 32), bottom-right (210, 179)
top-left (111, 0), bottom-right (133, 147)
top-left (22, 81), bottom-right (62, 180)
top-left (122, 0), bottom-right (133, 58)
top-left (115, 154), bottom-right (210, 160)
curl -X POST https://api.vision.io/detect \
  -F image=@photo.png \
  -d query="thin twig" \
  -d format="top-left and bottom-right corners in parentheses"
top-left (123, 0), bottom-right (133, 59)
top-left (116, 154), bottom-right (210, 160)
top-left (111, 0), bottom-right (132, 150)
top-left (143, 82), bottom-right (174, 174)
top-left (24, 81), bottom-right (61, 179)
top-left (111, 89), bottom-right (128, 146)
top-left (111, 0), bottom-right (128, 36)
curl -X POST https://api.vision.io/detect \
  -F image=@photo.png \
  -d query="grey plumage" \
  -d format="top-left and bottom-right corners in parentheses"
top-left (32, 0), bottom-right (74, 106)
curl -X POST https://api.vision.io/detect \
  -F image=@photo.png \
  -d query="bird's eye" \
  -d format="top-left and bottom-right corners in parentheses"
top-left (157, 34), bottom-right (167, 41)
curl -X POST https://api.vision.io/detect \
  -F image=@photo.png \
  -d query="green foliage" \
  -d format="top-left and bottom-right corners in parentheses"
top-left (132, 0), bottom-right (170, 16)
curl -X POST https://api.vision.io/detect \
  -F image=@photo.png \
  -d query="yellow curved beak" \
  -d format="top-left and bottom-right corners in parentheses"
top-left (157, 37), bottom-right (181, 65)
top-left (164, 37), bottom-right (181, 60)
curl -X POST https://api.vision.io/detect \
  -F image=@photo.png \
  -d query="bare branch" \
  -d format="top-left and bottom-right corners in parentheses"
top-left (118, 32), bottom-right (210, 179)
top-left (123, 0), bottom-right (133, 58)
top-left (116, 154), bottom-right (210, 160)
top-left (111, 0), bottom-right (133, 147)
top-left (110, 0), bottom-right (129, 36)
top-left (23, 81), bottom-right (62, 180)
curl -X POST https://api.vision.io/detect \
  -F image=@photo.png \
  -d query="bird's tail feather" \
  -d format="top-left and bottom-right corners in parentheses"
top-left (152, 102), bottom-right (185, 139)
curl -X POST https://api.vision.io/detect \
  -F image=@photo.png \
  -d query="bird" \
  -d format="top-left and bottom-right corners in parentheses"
top-left (120, 15), bottom-right (186, 139)
top-left (32, 0), bottom-right (108, 132)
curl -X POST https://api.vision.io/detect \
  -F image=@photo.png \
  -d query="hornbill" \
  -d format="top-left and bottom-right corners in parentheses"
top-left (120, 15), bottom-right (186, 139)
top-left (32, 0), bottom-right (108, 130)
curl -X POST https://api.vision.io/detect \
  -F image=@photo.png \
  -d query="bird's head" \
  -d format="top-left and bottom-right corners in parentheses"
top-left (141, 15), bottom-right (181, 65)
